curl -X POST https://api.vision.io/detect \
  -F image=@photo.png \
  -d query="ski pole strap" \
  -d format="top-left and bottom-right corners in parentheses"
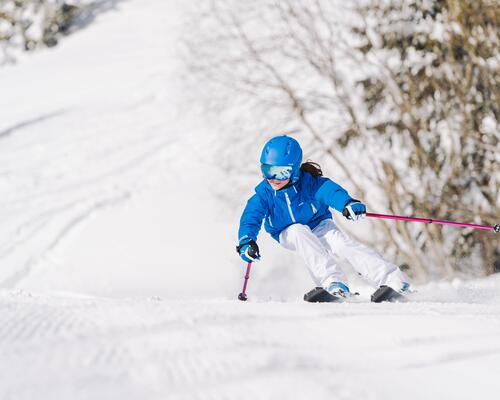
top-left (366, 213), bottom-right (499, 233)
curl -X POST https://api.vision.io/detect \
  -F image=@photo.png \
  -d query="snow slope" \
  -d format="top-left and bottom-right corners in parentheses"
top-left (0, 1), bottom-right (499, 399)
top-left (2, 279), bottom-right (500, 400)
top-left (0, 0), bottom-right (246, 298)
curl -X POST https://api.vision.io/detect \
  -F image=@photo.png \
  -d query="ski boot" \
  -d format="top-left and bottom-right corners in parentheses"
top-left (326, 282), bottom-right (351, 298)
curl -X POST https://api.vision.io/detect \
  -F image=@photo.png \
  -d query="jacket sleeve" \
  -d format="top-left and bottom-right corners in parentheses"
top-left (313, 177), bottom-right (354, 213)
top-left (238, 193), bottom-right (267, 244)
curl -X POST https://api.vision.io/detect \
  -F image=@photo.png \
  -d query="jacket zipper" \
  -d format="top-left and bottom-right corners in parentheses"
top-left (284, 192), bottom-right (296, 223)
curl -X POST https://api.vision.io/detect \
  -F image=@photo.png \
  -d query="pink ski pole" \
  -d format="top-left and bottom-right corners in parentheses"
top-left (238, 262), bottom-right (252, 301)
top-left (366, 213), bottom-right (499, 233)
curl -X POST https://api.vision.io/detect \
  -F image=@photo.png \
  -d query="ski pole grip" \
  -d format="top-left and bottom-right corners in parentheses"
top-left (494, 224), bottom-right (500, 233)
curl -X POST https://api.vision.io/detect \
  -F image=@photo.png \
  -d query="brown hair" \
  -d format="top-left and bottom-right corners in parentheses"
top-left (300, 161), bottom-right (323, 177)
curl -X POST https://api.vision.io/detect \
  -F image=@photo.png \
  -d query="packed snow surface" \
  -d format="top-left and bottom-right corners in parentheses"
top-left (2, 280), bottom-right (500, 400)
top-left (0, 0), bottom-right (499, 399)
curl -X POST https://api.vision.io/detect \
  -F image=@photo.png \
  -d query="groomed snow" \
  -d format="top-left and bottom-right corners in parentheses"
top-left (2, 279), bottom-right (500, 400)
top-left (0, 1), bottom-right (499, 399)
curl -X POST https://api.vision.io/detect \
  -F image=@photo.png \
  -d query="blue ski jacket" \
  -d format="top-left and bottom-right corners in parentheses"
top-left (238, 171), bottom-right (354, 243)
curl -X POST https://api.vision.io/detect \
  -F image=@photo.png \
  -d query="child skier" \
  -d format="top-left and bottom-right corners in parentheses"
top-left (236, 135), bottom-right (409, 301)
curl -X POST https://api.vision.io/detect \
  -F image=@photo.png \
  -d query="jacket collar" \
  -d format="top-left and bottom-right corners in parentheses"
top-left (263, 179), bottom-right (300, 196)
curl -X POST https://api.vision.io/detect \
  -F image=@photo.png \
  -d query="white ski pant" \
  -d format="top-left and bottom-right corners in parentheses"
top-left (279, 219), bottom-right (407, 290)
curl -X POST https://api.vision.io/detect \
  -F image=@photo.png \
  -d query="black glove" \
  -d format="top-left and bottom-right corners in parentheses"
top-left (236, 240), bottom-right (261, 262)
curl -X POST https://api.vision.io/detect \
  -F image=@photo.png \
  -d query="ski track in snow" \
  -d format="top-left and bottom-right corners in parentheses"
top-left (0, 110), bottom-right (180, 286)
top-left (1, 291), bottom-right (500, 400)
top-left (0, 0), bottom-right (185, 287)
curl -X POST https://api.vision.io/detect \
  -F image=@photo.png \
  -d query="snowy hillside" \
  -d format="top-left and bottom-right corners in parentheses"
top-left (0, 0), bottom-right (245, 298)
top-left (0, 1), bottom-right (499, 399)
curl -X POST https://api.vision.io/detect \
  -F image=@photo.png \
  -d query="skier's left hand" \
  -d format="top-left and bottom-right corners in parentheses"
top-left (342, 200), bottom-right (366, 221)
top-left (236, 240), bottom-right (261, 263)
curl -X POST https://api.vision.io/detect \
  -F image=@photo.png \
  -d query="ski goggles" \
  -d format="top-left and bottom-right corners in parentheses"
top-left (261, 164), bottom-right (293, 181)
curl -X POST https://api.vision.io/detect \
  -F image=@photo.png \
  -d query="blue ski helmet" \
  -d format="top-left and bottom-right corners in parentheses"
top-left (260, 135), bottom-right (303, 183)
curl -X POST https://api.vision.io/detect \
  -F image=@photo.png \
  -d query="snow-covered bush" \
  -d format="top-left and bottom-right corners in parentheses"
top-left (0, 0), bottom-right (83, 63)
top-left (352, 0), bottom-right (499, 277)
top-left (184, 0), bottom-right (499, 280)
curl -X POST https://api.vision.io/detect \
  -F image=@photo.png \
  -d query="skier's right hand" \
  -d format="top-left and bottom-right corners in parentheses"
top-left (236, 240), bottom-right (261, 263)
